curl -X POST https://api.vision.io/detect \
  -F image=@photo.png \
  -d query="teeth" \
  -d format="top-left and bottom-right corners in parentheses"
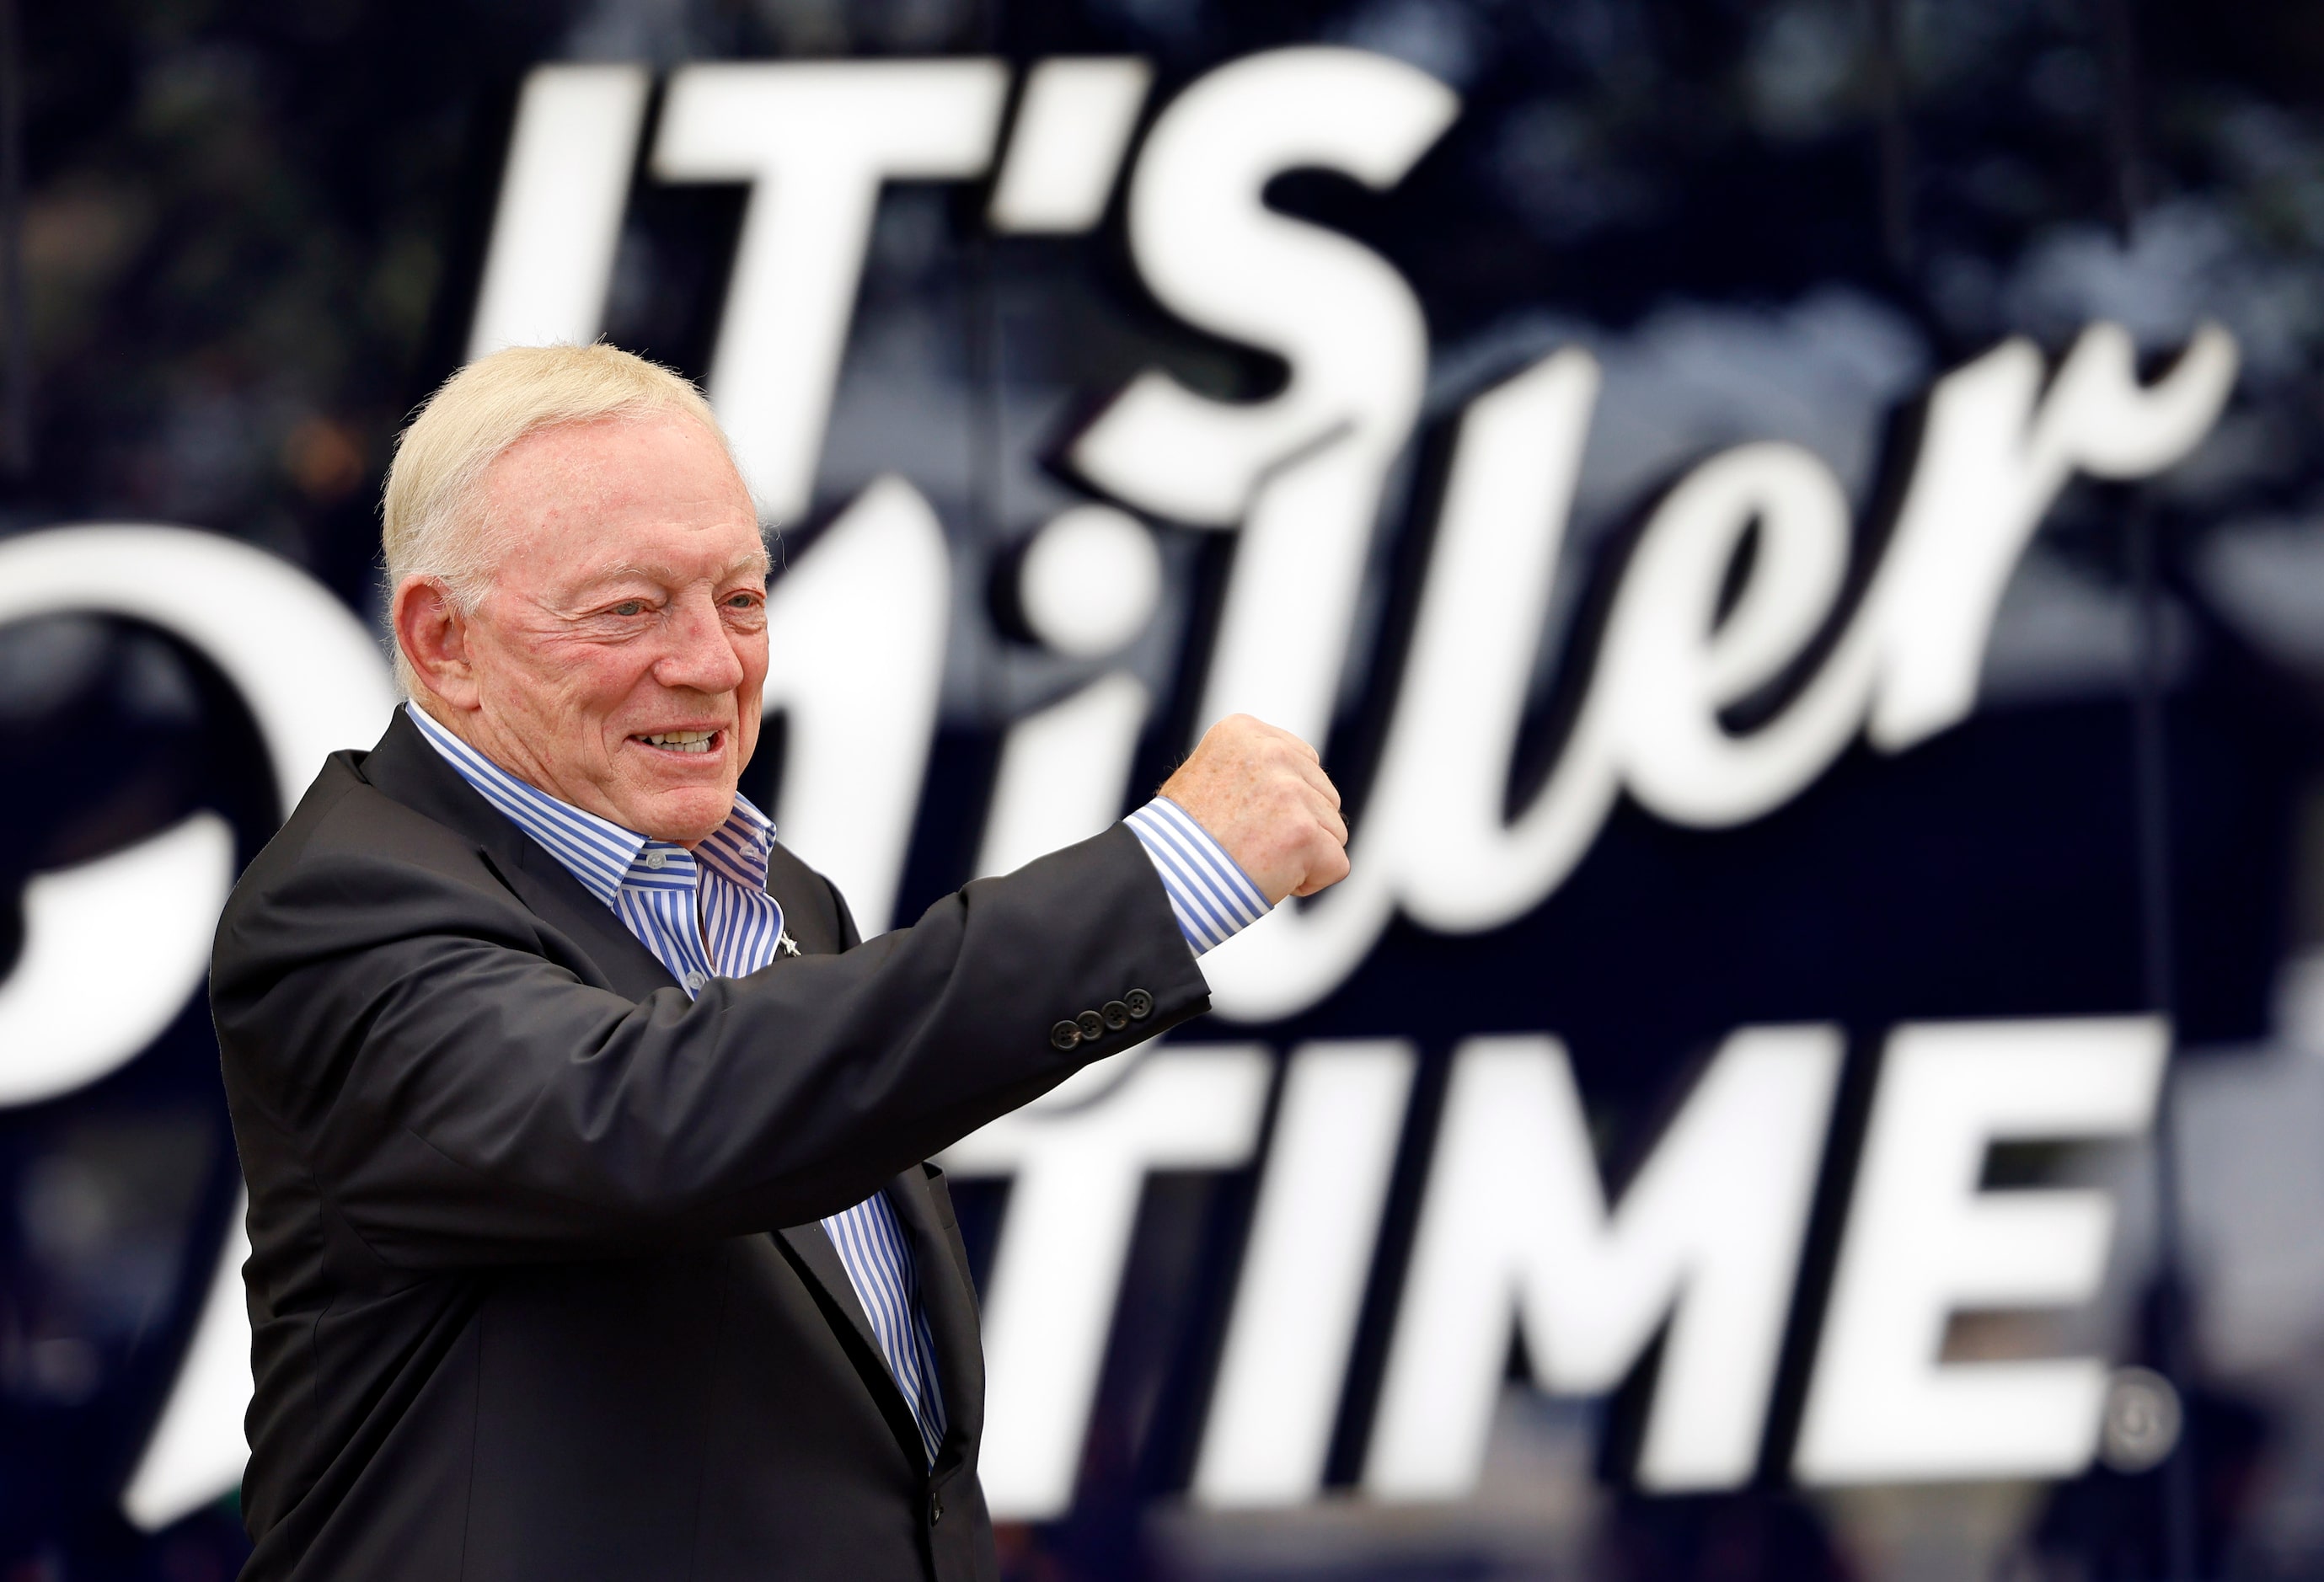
top-left (642, 730), bottom-right (717, 753)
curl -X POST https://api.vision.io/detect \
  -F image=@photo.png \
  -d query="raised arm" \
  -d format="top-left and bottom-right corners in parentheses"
top-left (217, 813), bottom-right (1205, 1269)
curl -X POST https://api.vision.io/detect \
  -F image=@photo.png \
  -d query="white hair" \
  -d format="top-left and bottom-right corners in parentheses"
top-left (380, 342), bottom-right (736, 696)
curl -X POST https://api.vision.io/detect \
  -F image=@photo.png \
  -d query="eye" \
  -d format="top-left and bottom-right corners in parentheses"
top-left (610, 599), bottom-right (646, 617)
top-left (724, 591), bottom-right (764, 612)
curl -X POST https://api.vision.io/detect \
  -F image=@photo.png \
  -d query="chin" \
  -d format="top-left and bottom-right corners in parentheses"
top-left (637, 791), bottom-right (737, 846)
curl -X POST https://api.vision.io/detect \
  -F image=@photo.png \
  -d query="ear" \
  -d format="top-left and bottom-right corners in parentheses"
top-left (393, 578), bottom-right (481, 710)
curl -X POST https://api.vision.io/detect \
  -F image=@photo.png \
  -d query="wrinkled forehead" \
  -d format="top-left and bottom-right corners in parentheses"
top-left (587, 545), bottom-right (774, 591)
top-left (479, 412), bottom-right (768, 588)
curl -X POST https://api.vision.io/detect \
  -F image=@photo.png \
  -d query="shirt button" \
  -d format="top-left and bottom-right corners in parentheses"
top-left (684, 970), bottom-right (707, 992)
top-left (644, 849), bottom-right (667, 870)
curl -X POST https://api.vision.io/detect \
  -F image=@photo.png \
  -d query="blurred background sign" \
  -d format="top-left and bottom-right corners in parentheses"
top-left (10, 1), bottom-right (2324, 1578)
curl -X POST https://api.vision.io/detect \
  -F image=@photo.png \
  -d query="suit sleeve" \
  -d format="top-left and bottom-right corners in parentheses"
top-left (213, 820), bottom-right (1208, 1270)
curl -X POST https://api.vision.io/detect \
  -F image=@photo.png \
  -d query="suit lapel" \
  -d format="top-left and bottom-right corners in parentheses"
top-left (780, 1172), bottom-right (981, 1476)
top-left (771, 1222), bottom-right (927, 1467)
top-left (885, 1164), bottom-right (983, 1467)
top-left (496, 840), bottom-right (674, 1002)
top-left (758, 860), bottom-right (947, 1471)
top-left (765, 842), bottom-right (845, 954)
top-left (356, 710), bottom-right (676, 999)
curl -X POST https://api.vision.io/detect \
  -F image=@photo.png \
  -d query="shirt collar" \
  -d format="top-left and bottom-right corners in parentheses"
top-left (403, 703), bottom-right (774, 907)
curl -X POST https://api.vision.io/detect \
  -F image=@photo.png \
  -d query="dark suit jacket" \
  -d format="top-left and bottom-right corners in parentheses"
top-left (210, 711), bottom-right (1210, 1582)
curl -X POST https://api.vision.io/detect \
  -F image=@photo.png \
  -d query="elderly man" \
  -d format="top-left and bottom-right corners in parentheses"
top-left (211, 344), bottom-right (1347, 1582)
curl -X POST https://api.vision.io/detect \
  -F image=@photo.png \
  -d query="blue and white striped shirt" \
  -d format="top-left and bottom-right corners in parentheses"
top-left (1121, 798), bottom-right (1271, 952)
top-left (403, 703), bottom-right (1265, 1465)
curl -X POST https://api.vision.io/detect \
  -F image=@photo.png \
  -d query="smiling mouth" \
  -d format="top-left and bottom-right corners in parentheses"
top-left (635, 729), bottom-right (723, 756)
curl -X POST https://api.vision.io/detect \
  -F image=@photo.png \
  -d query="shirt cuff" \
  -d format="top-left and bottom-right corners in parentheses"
top-left (1123, 798), bottom-right (1273, 955)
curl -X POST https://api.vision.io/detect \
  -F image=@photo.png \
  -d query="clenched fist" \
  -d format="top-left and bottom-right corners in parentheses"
top-left (1158, 715), bottom-right (1350, 905)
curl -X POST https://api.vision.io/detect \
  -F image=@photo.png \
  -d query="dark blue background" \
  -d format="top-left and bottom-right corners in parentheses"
top-left (9, 1), bottom-right (2324, 1576)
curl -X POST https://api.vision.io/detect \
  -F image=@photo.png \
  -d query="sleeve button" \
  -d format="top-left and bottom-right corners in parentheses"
top-left (1051, 1020), bottom-right (1083, 1052)
top-left (1102, 1000), bottom-right (1131, 1030)
top-left (1124, 988), bottom-right (1154, 1020)
top-left (1076, 1009), bottom-right (1106, 1041)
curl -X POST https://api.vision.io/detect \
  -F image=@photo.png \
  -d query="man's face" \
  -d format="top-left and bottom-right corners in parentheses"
top-left (444, 412), bottom-right (770, 844)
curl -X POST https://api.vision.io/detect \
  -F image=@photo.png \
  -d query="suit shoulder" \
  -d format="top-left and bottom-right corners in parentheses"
top-left (217, 750), bottom-right (523, 967)
top-left (237, 748), bottom-right (494, 884)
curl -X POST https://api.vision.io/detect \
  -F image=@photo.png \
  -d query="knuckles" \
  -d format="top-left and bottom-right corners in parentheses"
top-left (1175, 713), bottom-right (1347, 884)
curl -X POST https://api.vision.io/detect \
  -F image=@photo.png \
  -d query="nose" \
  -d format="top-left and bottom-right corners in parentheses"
top-left (652, 589), bottom-right (747, 696)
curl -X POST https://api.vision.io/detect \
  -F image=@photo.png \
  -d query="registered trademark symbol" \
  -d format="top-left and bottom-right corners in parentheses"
top-left (2099, 1366), bottom-right (2183, 1474)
